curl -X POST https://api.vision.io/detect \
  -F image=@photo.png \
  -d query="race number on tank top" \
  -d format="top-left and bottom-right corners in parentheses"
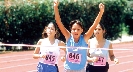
top-left (89, 38), bottom-right (110, 67)
top-left (67, 52), bottom-right (81, 64)
top-left (44, 51), bottom-right (57, 65)
top-left (93, 56), bottom-right (106, 66)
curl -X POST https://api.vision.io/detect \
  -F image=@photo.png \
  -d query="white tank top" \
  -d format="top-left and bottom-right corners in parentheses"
top-left (88, 38), bottom-right (110, 65)
top-left (39, 38), bottom-right (60, 64)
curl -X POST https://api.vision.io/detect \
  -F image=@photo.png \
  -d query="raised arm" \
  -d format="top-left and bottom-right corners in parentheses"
top-left (84, 3), bottom-right (105, 42)
top-left (54, 0), bottom-right (70, 40)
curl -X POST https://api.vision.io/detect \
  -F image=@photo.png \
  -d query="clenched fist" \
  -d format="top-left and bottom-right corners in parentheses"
top-left (99, 3), bottom-right (105, 13)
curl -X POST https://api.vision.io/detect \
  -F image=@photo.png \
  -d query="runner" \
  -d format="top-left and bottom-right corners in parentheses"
top-left (33, 22), bottom-right (66, 72)
top-left (54, 0), bottom-right (105, 71)
top-left (86, 23), bottom-right (119, 72)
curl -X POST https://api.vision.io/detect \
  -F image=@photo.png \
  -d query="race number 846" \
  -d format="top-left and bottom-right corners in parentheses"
top-left (67, 52), bottom-right (81, 64)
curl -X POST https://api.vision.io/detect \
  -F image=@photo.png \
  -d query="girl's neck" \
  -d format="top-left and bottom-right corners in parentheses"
top-left (94, 36), bottom-right (105, 42)
top-left (73, 37), bottom-right (80, 43)
top-left (47, 36), bottom-right (55, 44)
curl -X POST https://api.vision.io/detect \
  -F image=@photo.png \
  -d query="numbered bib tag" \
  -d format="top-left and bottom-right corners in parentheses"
top-left (44, 52), bottom-right (57, 65)
top-left (67, 52), bottom-right (81, 64)
top-left (93, 56), bottom-right (106, 66)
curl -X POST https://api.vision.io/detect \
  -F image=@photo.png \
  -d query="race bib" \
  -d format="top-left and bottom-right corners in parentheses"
top-left (93, 56), bottom-right (106, 66)
top-left (67, 52), bottom-right (81, 64)
top-left (44, 52), bottom-right (57, 65)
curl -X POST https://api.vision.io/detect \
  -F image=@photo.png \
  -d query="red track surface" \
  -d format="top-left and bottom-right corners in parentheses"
top-left (0, 42), bottom-right (133, 72)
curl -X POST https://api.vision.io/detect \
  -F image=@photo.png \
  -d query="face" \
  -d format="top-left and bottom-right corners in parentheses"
top-left (94, 24), bottom-right (105, 37)
top-left (71, 23), bottom-right (83, 38)
top-left (46, 24), bottom-right (56, 37)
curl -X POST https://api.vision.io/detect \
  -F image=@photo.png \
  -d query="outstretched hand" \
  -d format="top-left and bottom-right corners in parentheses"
top-left (99, 3), bottom-right (105, 13)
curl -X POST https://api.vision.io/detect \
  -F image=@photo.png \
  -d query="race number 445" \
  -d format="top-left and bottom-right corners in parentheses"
top-left (67, 52), bottom-right (81, 64)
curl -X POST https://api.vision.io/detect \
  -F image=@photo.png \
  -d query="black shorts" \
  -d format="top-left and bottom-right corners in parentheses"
top-left (86, 62), bottom-right (109, 72)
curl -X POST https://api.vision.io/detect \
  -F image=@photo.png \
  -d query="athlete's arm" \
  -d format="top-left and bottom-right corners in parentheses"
top-left (87, 40), bottom-right (98, 62)
top-left (87, 40), bottom-right (92, 62)
top-left (58, 40), bottom-right (66, 54)
top-left (109, 43), bottom-right (119, 64)
top-left (87, 53), bottom-right (98, 62)
top-left (54, 0), bottom-right (70, 41)
top-left (33, 39), bottom-right (46, 59)
top-left (84, 3), bottom-right (104, 43)
top-left (108, 43), bottom-right (118, 61)
top-left (87, 40), bottom-right (90, 57)
top-left (58, 40), bottom-right (66, 62)
top-left (87, 50), bottom-right (94, 62)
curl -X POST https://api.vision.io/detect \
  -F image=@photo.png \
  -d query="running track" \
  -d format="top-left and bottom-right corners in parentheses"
top-left (0, 42), bottom-right (133, 72)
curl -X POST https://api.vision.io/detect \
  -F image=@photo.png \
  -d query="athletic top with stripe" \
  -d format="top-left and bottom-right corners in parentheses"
top-left (39, 38), bottom-right (60, 64)
top-left (88, 38), bottom-right (110, 65)
top-left (64, 35), bottom-right (88, 70)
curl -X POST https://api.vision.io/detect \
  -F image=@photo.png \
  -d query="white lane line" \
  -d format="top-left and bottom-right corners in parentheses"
top-left (119, 68), bottom-right (133, 72)
top-left (110, 61), bottom-right (133, 66)
top-left (0, 63), bottom-right (37, 70)
top-left (117, 55), bottom-right (133, 58)
top-left (1, 52), bottom-right (133, 64)
top-left (114, 50), bottom-right (133, 54)
top-left (0, 58), bottom-right (32, 63)
top-left (27, 65), bottom-right (64, 72)
top-left (0, 54), bottom-right (32, 58)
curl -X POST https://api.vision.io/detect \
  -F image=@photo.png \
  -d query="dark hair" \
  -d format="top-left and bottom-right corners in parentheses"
top-left (69, 20), bottom-right (83, 29)
top-left (42, 26), bottom-right (47, 38)
top-left (100, 23), bottom-right (106, 38)
top-left (92, 23), bottom-right (106, 38)
top-left (42, 22), bottom-right (60, 39)
top-left (99, 23), bottom-right (105, 31)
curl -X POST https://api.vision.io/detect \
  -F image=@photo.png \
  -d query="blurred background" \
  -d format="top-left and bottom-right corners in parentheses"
top-left (0, 0), bottom-right (133, 51)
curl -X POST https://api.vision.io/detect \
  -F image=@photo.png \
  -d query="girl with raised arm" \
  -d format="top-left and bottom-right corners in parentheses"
top-left (54, 0), bottom-right (104, 72)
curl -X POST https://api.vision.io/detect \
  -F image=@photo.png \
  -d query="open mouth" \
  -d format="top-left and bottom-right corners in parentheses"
top-left (75, 34), bottom-right (78, 36)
